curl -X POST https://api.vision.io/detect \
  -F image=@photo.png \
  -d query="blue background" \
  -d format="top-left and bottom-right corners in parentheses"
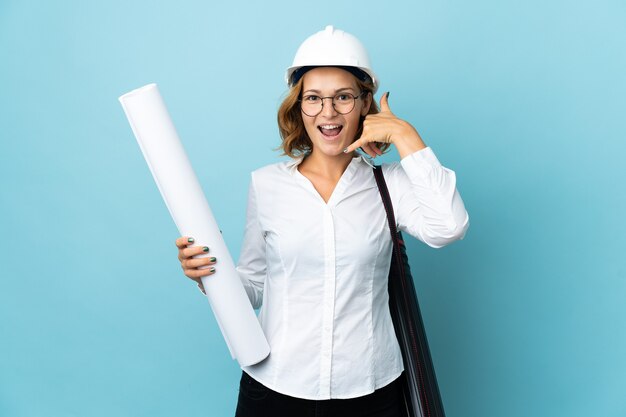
top-left (1, 0), bottom-right (625, 416)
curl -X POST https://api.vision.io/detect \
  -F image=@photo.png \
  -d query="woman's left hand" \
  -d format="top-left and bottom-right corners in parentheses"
top-left (345, 92), bottom-right (427, 159)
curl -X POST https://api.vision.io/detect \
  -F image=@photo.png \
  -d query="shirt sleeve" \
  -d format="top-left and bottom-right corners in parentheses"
top-left (235, 174), bottom-right (266, 309)
top-left (384, 147), bottom-right (470, 248)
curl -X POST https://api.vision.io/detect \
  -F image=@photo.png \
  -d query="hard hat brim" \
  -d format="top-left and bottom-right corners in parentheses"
top-left (285, 65), bottom-right (379, 93)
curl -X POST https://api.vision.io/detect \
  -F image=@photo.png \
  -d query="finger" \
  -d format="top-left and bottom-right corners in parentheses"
top-left (185, 266), bottom-right (216, 279)
top-left (344, 132), bottom-right (371, 153)
top-left (175, 236), bottom-right (195, 248)
top-left (364, 140), bottom-right (384, 156)
top-left (179, 245), bottom-right (210, 260)
top-left (360, 142), bottom-right (378, 158)
top-left (344, 140), bottom-right (361, 154)
top-left (185, 271), bottom-right (210, 286)
top-left (182, 256), bottom-right (217, 269)
top-left (379, 91), bottom-right (391, 113)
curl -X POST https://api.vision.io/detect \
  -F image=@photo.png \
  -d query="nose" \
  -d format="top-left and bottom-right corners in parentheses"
top-left (320, 97), bottom-right (338, 117)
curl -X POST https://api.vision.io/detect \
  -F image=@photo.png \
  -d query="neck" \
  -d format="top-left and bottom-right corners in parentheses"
top-left (299, 149), bottom-right (355, 180)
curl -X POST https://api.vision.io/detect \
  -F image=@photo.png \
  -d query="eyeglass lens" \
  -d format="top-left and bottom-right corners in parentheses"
top-left (301, 94), bottom-right (358, 116)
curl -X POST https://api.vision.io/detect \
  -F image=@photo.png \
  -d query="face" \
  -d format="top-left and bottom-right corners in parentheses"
top-left (300, 67), bottom-right (372, 158)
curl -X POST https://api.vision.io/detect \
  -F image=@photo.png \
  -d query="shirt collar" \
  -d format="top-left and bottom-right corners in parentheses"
top-left (285, 150), bottom-right (375, 173)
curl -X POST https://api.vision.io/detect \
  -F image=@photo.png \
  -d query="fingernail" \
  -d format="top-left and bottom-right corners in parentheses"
top-left (202, 246), bottom-right (209, 252)
top-left (187, 237), bottom-right (195, 243)
top-left (343, 148), bottom-right (348, 153)
top-left (210, 257), bottom-right (216, 262)
top-left (209, 267), bottom-right (216, 273)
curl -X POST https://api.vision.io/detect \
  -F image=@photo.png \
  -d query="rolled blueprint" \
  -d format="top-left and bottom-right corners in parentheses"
top-left (119, 83), bottom-right (270, 367)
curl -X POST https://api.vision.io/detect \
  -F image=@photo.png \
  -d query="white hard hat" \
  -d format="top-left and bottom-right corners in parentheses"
top-left (285, 25), bottom-right (379, 93)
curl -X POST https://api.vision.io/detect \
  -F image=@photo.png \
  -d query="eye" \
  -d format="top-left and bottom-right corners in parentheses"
top-left (335, 94), bottom-right (352, 102)
top-left (302, 95), bottom-right (320, 103)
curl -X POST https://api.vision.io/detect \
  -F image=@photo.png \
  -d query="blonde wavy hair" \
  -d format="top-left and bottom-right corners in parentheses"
top-left (276, 71), bottom-right (390, 158)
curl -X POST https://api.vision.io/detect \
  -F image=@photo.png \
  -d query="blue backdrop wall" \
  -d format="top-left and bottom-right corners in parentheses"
top-left (1, 1), bottom-right (625, 416)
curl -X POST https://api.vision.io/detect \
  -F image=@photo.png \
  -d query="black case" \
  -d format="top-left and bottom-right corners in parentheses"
top-left (373, 165), bottom-right (447, 417)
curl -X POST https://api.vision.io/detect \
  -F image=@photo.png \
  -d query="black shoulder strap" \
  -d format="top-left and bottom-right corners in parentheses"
top-left (372, 165), bottom-right (400, 243)
top-left (372, 165), bottom-right (447, 417)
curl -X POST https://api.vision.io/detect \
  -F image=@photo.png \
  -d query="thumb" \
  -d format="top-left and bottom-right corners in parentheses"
top-left (379, 91), bottom-right (392, 113)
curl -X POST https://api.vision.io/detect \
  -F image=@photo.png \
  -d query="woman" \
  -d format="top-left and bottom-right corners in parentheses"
top-left (175, 26), bottom-right (469, 417)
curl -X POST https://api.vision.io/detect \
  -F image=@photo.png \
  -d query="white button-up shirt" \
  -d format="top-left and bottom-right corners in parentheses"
top-left (236, 147), bottom-right (469, 400)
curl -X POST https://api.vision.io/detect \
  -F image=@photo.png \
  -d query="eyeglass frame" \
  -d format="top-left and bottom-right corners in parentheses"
top-left (298, 91), bottom-right (368, 117)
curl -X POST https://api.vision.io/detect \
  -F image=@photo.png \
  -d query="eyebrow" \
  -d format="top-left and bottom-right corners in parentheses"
top-left (302, 87), bottom-right (357, 95)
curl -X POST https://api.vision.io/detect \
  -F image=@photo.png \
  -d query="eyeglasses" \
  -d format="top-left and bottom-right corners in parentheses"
top-left (299, 91), bottom-right (366, 117)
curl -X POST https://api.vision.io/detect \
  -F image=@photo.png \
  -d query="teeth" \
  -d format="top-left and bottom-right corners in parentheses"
top-left (320, 124), bottom-right (341, 129)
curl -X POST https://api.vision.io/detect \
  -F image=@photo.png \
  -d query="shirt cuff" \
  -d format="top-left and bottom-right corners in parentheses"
top-left (399, 147), bottom-right (443, 182)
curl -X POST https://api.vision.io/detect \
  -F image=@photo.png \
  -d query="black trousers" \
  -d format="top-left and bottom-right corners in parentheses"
top-left (234, 371), bottom-right (404, 417)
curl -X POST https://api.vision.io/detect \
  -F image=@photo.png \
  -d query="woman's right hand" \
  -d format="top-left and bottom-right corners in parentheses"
top-left (175, 236), bottom-right (217, 294)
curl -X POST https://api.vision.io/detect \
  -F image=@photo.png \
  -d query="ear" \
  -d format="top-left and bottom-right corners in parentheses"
top-left (360, 92), bottom-right (372, 116)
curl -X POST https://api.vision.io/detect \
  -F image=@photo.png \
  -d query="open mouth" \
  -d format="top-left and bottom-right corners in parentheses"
top-left (318, 124), bottom-right (343, 138)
